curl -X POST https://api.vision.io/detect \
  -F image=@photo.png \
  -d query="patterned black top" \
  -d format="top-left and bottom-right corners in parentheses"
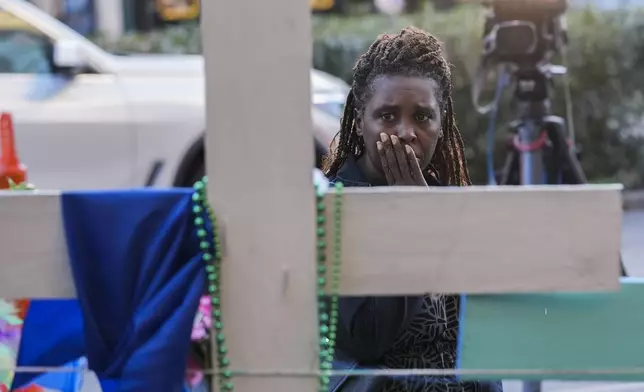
top-left (329, 158), bottom-right (502, 392)
top-left (380, 295), bottom-right (498, 392)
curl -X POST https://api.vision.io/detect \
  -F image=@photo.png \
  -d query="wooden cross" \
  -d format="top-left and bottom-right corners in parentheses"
top-left (0, 1), bottom-right (633, 391)
top-left (199, 1), bottom-right (625, 391)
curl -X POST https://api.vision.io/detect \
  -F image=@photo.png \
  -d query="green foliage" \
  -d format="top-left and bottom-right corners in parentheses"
top-left (91, 23), bottom-right (202, 55)
top-left (92, 5), bottom-right (644, 187)
top-left (312, 5), bottom-right (644, 187)
top-left (7, 178), bottom-right (35, 190)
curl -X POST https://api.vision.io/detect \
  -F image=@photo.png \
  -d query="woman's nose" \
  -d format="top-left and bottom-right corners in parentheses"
top-left (397, 124), bottom-right (417, 143)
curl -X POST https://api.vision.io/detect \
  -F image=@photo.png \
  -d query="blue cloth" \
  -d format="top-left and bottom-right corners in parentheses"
top-left (18, 357), bottom-right (87, 391)
top-left (12, 300), bottom-right (85, 388)
top-left (13, 189), bottom-right (205, 392)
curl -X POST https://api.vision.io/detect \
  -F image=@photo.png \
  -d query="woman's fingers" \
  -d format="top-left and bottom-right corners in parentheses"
top-left (391, 135), bottom-right (413, 183)
top-left (378, 133), bottom-right (427, 186)
top-left (377, 141), bottom-right (395, 184)
top-left (380, 133), bottom-right (402, 181)
top-left (406, 145), bottom-right (427, 186)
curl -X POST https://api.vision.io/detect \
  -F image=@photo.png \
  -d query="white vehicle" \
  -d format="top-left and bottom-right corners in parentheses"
top-left (0, 0), bottom-right (349, 190)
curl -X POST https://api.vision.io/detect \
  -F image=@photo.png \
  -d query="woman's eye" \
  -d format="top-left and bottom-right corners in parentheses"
top-left (380, 113), bottom-right (395, 121)
top-left (415, 113), bottom-right (431, 122)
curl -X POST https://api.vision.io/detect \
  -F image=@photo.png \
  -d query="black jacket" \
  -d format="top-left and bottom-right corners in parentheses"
top-left (327, 157), bottom-right (503, 392)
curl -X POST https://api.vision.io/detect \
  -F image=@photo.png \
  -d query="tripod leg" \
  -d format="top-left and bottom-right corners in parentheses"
top-left (500, 147), bottom-right (519, 185)
top-left (621, 255), bottom-right (628, 277)
top-left (545, 122), bottom-right (628, 278)
top-left (545, 119), bottom-right (587, 184)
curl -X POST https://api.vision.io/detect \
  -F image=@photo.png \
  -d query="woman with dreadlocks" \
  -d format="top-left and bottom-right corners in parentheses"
top-left (324, 27), bottom-right (503, 392)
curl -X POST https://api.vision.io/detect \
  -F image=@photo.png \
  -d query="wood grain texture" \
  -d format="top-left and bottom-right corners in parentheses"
top-left (200, 0), bottom-right (319, 391)
top-left (0, 184), bottom-right (622, 298)
top-left (458, 278), bottom-right (644, 381)
top-left (324, 184), bottom-right (623, 295)
top-left (0, 191), bottom-right (74, 299)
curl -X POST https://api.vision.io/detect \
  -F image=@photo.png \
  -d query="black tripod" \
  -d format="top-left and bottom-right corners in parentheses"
top-left (478, 63), bottom-right (628, 392)
top-left (496, 66), bottom-right (585, 185)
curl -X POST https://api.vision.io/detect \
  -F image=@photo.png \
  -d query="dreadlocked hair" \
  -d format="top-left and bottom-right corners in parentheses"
top-left (322, 27), bottom-right (471, 186)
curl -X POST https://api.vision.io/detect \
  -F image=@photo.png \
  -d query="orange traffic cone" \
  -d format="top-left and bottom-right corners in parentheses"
top-left (0, 115), bottom-right (31, 328)
top-left (0, 113), bottom-right (27, 189)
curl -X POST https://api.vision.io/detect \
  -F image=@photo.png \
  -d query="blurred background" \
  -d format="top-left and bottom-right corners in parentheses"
top-left (15, 0), bottom-right (644, 190)
top-left (1, 0), bottom-right (642, 191)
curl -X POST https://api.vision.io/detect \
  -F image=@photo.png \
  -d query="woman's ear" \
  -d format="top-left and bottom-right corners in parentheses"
top-left (355, 108), bottom-right (363, 137)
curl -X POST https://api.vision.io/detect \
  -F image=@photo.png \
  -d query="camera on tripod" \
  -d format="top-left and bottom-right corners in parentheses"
top-left (481, 0), bottom-right (568, 67)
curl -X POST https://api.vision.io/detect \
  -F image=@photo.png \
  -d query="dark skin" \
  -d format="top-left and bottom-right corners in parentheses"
top-left (355, 75), bottom-right (444, 186)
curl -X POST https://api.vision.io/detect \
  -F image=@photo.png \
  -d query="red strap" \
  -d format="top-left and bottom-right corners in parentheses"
top-left (513, 130), bottom-right (548, 152)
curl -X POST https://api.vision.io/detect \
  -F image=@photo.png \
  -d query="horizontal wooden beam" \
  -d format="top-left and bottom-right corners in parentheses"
top-left (0, 191), bottom-right (74, 299)
top-left (323, 184), bottom-right (623, 295)
top-left (0, 184), bottom-right (622, 299)
top-left (458, 278), bottom-right (644, 381)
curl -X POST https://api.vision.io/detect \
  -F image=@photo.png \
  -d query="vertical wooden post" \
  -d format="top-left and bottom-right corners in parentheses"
top-left (201, 1), bottom-right (318, 391)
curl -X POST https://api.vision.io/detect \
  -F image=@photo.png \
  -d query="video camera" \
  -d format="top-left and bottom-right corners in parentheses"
top-left (481, 0), bottom-right (568, 67)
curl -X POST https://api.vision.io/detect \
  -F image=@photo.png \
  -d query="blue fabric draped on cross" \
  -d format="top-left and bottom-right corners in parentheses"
top-left (11, 189), bottom-right (205, 392)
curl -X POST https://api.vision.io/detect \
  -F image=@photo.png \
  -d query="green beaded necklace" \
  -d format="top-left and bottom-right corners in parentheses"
top-left (315, 181), bottom-right (343, 391)
top-left (192, 177), bottom-right (343, 391)
top-left (192, 178), bottom-right (233, 391)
